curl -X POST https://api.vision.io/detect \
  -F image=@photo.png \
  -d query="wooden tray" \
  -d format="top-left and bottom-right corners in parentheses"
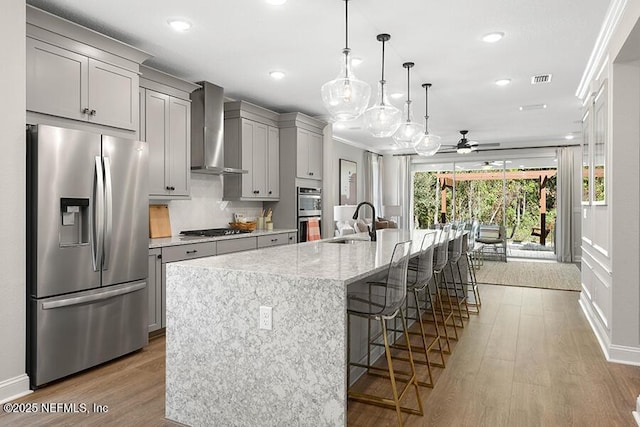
top-left (149, 204), bottom-right (172, 238)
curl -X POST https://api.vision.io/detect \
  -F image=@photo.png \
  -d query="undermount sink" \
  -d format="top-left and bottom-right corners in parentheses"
top-left (324, 238), bottom-right (368, 244)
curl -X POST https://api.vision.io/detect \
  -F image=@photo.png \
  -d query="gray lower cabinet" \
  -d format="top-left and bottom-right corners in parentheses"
top-left (148, 248), bottom-right (162, 333)
top-left (257, 232), bottom-right (296, 248)
top-left (217, 237), bottom-right (257, 255)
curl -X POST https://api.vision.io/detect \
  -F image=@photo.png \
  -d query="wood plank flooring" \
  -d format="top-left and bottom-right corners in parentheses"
top-left (2, 284), bottom-right (639, 426)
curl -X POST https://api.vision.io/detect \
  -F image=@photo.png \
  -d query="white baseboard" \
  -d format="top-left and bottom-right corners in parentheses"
top-left (632, 410), bottom-right (640, 426)
top-left (580, 292), bottom-right (640, 366)
top-left (0, 374), bottom-right (31, 404)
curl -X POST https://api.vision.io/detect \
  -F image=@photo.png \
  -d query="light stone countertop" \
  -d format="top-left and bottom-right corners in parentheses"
top-left (172, 228), bottom-right (431, 285)
top-left (148, 228), bottom-right (297, 249)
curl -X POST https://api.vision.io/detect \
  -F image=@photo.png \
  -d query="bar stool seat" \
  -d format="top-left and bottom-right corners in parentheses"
top-left (347, 240), bottom-right (423, 426)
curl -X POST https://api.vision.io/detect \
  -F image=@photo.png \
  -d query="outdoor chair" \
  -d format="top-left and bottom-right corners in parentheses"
top-left (476, 223), bottom-right (507, 262)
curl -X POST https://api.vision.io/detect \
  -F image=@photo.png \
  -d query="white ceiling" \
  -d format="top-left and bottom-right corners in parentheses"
top-left (27, 0), bottom-right (610, 155)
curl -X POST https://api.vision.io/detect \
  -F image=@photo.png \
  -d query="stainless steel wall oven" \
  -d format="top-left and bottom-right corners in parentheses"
top-left (297, 187), bottom-right (322, 242)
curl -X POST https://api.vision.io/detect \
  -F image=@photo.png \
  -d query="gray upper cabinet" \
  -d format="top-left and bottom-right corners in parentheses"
top-left (224, 101), bottom-right (280, 201)
top-left (26, 6), bottom-right (149, 131)
top-left (27, 39), bottom-right (138, 130)
top-left (296, 128), bottom-right (323, 180)
top-left (139, 65), bottom-right (199, 199)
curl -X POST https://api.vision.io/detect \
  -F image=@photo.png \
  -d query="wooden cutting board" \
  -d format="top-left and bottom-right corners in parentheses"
top-left (149, 204), bottom-right (172, 238)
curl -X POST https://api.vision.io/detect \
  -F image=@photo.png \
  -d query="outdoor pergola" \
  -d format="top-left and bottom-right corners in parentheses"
top-left (436, 169), bottom-right (557, 245)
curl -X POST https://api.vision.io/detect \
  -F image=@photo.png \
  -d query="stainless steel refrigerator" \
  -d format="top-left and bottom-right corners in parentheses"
top-left (27, 124), bottom-right (149, 388)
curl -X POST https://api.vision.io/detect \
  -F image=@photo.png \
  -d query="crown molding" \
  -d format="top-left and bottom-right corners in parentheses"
top-left (576, 0), bottom-right (629, 100)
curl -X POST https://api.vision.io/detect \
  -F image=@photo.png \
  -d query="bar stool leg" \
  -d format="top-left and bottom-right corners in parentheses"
top-left (455, 261), bottom-right (471, 320)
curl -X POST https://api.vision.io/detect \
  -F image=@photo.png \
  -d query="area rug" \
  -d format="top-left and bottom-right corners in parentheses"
top-left (474, 260), bottom-right (581, 291)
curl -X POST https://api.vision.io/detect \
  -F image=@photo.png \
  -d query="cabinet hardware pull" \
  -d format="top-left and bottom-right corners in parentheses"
top-left (268, 191), bottom-right (272, 194)
top-left (166, 186), bottom-right (176, 191)
top-left (157, 254), bottom-right (162, 259)
top-left (186, 250), bottom-right (198, 254)
top-left (309, 172), bottom-right (314, 176)
top-left (253, 190), bottom-right (259, 194)
top-left (271, 239), bottom-right (278, 242)
top-left (82, 108), bottom-right (90, 114)
top-left (90, 109), bottom-right (97, 116)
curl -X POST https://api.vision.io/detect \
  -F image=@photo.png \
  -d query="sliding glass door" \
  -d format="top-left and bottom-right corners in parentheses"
top-left (412, 154), bottom-right (557, 260)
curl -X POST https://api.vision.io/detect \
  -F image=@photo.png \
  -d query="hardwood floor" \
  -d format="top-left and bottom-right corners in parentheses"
top-left (2, 284), bottom-right (639, 426)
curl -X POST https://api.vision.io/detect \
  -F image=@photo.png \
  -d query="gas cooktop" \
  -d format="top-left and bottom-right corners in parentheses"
top-left (179, 228), bottom-right (251, 237)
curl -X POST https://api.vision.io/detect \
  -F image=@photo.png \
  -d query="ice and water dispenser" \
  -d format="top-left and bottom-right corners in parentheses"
top-left (59, 198), bottom-right (89, 246)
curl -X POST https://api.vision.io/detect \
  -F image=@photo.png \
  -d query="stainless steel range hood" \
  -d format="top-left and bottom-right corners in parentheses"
top-left (190, 81), bottom-right (247, 175)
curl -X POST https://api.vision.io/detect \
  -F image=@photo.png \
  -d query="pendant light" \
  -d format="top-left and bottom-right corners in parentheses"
top-left (320, 0), bottom-right (371, 122)
top-left (413, 83), bottom-right (441, 156)
top-left (392, 62), bottom-right (423, 148)
top-left (363, 34), bottom-right (402, 137)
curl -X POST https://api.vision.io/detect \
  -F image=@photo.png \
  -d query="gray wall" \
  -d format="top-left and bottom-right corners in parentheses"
top-left (0, 0), bottom-right (29, 402)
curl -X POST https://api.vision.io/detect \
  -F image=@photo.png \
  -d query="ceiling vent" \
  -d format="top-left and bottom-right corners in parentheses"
top-left (531, 74), bottom-right (552, 84)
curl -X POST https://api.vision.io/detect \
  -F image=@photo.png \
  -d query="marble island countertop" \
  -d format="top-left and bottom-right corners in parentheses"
top-left (148, 228), bottom-right (297, 249)
top-left (175, 228), bottom-right (430, 285)
top-left (164, 228), bottom-right (434, 427)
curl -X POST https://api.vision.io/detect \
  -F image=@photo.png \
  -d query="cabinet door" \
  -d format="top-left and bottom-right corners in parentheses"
top-left (145, 90), bottom-right (170, 196)
top-left (241, 120), bottom-right (255, 198)
top-left (138, 88), bottom-right (146, 141)
top-left (88, 59), bottom-right (138, 130)
top-left (296, 128), bottom-right (310, 178)
top-left (26, 38), bottom-right (88, 122)
top-left (307, 131), bottom-right (323, 179)
top-left (168, 97), bottom-right (191, 197)
top-left (267, 126), bottom-right (280, 198)
top-left (148, 250), bottom-right (162, 332)
top-left (252, 122), bottom-right (268, 197)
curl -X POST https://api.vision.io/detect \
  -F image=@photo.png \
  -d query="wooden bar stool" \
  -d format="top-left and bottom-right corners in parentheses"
top-left (347, 240), bottom-right (423, 426)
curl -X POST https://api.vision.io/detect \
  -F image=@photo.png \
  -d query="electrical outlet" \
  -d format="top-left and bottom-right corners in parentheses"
top-left (259, 306), bottom-right (272, 330)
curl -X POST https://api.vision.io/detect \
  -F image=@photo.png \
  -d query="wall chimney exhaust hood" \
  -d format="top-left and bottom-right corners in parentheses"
top-left (190, 81), bottom-right (247, 175)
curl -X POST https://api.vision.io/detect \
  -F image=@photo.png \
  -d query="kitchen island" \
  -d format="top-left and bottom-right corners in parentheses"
top-left (164, 229), bottom-right (429, 426)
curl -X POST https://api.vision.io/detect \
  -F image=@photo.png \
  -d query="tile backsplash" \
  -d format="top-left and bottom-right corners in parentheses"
top-left (153, 174), bottom-right (263, 235)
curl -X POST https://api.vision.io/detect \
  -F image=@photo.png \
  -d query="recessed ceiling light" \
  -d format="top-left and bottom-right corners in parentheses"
top-left (565, 134), bottom-right (575, 140)
top-left (390, 92), bottom-right (404, 99)
top-left (482, 32), bottom-right (504, 43)
top-left (167, 19), bottom-right (192, 32)
top-left (351, 57), bottom-right (363, 67)
top-left (269, 71), bottom-right (285, 80)
top-left (266, 0), bottom-right (287, 4)
top-left (495, 79), bottom-right (511, 86)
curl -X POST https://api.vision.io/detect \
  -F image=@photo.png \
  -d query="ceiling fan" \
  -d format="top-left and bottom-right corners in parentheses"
top-left (440, 130), bottom-right (500, 154)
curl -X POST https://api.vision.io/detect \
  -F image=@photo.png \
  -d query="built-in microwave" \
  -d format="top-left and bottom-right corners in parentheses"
top-left (297, 187), bottom-right (322, 217)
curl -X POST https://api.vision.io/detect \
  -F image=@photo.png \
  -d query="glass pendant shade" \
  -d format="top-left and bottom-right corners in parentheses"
top-left (363, 33), bottom-right (401, 137)
top-left (413, 131), bottom-right (441, 156)
top-left (364, 81), bottom-right (402, 137)
top-left (393, 101), bottom-right (423, 148)
top-left (321, 51), bottom-right (371, 121)
top-left (392, 62), bottom-right (423, 148)
top-left (413, 82), bottom-right (441, 156)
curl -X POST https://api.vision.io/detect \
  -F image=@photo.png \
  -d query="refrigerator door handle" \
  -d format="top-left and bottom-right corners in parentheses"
top-left (41, 281), bottom-right (146, 310)
top-left (103, 156), bottom-right (113, 271)
top-left (93, 156), bottom-right (104, 272)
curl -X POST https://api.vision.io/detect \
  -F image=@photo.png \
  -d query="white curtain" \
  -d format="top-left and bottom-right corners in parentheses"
top-left (364, 151), bottom-right (383, 214)
top-left (556, 147), bottom-right (574, 262)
